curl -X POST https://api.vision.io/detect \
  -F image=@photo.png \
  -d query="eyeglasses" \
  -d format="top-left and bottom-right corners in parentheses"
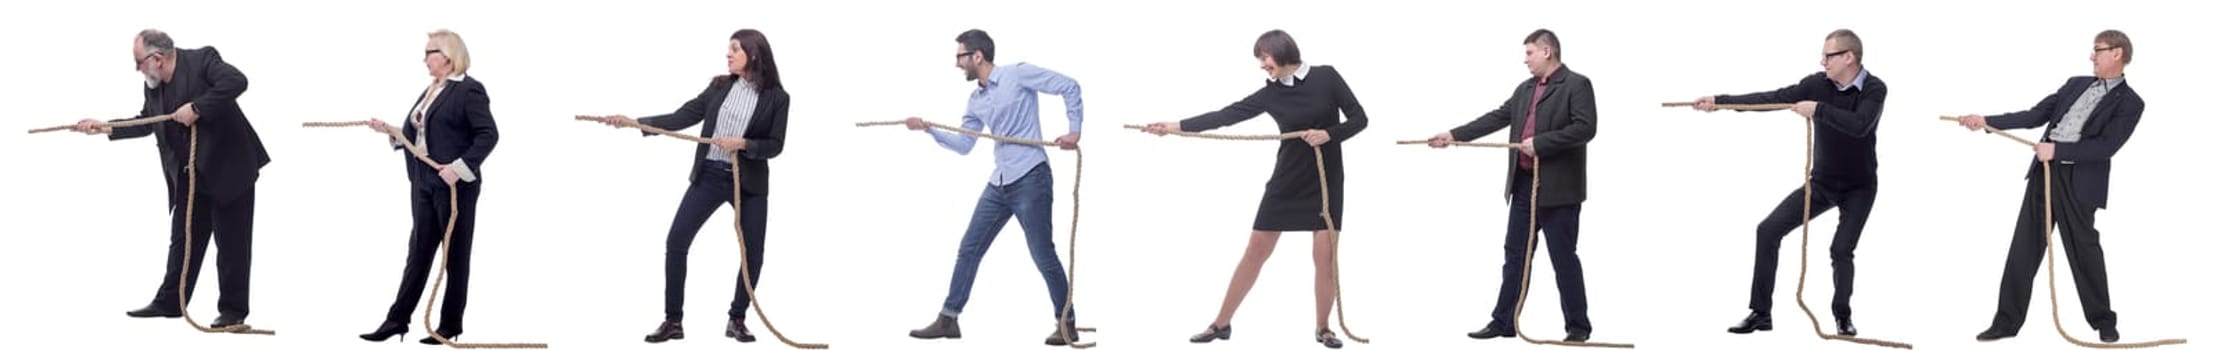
top-left (425, 49), bottom-right (444, 56)
top-left (955, 51), bottom-right (975, 59)
top-left (1823, 50), bottom-right (1851, 59)
top-left (2094, 46), bottom-right (2118, 52)
top-left (134, 52), bottom-right (158, 69)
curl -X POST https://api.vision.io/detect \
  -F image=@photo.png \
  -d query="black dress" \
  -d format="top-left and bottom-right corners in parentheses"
top-left (1179, 65), bottom-right (1368, 232)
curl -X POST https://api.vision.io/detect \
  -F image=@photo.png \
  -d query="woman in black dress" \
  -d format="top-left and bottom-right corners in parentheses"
top-left (1141, 29), bottom-right (1367, 349)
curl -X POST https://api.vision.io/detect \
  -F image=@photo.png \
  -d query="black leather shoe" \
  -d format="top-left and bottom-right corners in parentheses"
top-left (125, 305), bottom-right (182, 318)
top-left (1836, 316), bottom-right (1857, 336)
top-left (1467, 325), bottom-right (1514, 339)
top-left (1975, 327), bottom-right (2016, 341)
top-left (1315, 329), bottom-right (1343, 349)
top-left (908, 315), bottom-right (961, 339)
top-left (1189, 323), bottom-right (1231, 343)
top-left (727, 320), bottom-right (756, 343)
top-left (2099, 327), bottom-right (2120, 343)
top-left (360, 322), bottom-right (408, 342)
top-left (210, 314), bottom-right (246, 328)
top-left (1727, 312), bottom-right (1773, 334)
top-left (643, 321), bottom-right (684, 343)
top-left (419, 330), bottom-right (460, 345)
top-left (1565, 331), bottom-right (1591, 342)
top-left (1045, 322), bottom-right (1079, 346)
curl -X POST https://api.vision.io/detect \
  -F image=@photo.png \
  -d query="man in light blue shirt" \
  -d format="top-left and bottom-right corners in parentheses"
top-left (903, 29), bottom-right (1085, 346)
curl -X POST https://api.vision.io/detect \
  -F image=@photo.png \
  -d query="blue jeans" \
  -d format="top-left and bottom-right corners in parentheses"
top-left (938, 164), bottom-right (1074, 322)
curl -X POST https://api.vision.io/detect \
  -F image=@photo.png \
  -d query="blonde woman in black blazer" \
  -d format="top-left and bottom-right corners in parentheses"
top-left (359, 29), bottom-right (499, 344)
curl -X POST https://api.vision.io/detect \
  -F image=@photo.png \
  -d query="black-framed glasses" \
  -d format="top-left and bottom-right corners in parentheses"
top-left (134, 52), bottom-right (158, 68)
top-left (1823, 50), bottom-right (1851, 59)
top-left (955, 51), bottom-right (976, 59)
top-left (2094, 46), bottom-right (2118, 52)
top-left (425, 49), bottom-right (444, 56)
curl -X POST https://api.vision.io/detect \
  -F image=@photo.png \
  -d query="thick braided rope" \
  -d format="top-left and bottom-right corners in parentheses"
top-left (1664, 102), bottom-right (1913, 348)
top-left (1122, 124), bottom-right (1368, 344)
top-left (1936, 116), bottom-right (2188, 349)
top-left (1779, 114), bottom-right (1920, 347)
top-left (304, 121), bottom-right (547, 348)
top-left (28, 115), bottom-right (176, 134)
top-left (178, 126), bottom-right (277, 335)
top-left (854, 119), bottom-right (1097, 348)
top-left (37, 115), bottom-right (275, 335)
top-left (571, 116), bottom-right (830, 349)
top-left (1396, 139), bottom-right (1634, 348)
top-left (1657, 102), bottom-right (1796, 111)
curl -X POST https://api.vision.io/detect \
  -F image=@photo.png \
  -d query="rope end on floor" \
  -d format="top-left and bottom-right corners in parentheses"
top-left (1532, 340), bottom-right (1636, 348)
top-left (2077, 338), bottom-right (2188, 348)
top-left (1822, 334), bottom-right (1914, 349)
top-left (210, 325), bottom-right (275, 335)
top-left (450, 343), bottom-right (551, 349)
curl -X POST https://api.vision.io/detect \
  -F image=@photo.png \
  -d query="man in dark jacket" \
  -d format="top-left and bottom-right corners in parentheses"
top-left (1427, 29), bottom-right (1601, 343)
top-left (74, 29), bottom-right (271, 327)
top-left (1953, 30), bottom-right (2142, 344)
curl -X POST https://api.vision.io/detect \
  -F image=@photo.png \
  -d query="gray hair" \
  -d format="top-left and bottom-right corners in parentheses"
top-left (137, 29), bottom-right (176, 54)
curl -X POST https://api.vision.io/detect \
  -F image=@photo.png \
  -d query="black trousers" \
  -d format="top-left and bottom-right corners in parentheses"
top-left (663, 163), bottom-right (769, 321)
top-left (1989, 164), bottom-right (2117, 332)
top-left (147, 186), bottom-right (256, 316)
top-left (1486, 170), bottom-right (1592, 334)
top-left (1748, 181), bottom-right (1877, 318)
top-left (381, 181), bottom-right (481, 333)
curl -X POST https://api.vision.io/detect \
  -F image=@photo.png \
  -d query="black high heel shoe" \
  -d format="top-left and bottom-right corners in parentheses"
top-left (1189, 323), bottom-right (1231, 343)
top-left (358, 322), bottom-right (408, 342)
top-left (1315, 329), bottom-right (1343, 348)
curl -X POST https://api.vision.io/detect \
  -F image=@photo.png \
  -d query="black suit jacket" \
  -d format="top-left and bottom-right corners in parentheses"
top-left (1986, 76), bottom-right (2144, 209)
top-left (110, 46), bottom-right (270, 206)
top-left (1448, 65), bottom-right (1598, 207)
top-left (397, 76), bottom-right (498, 189)
top-left (638, 76), bottom-right (790, 196)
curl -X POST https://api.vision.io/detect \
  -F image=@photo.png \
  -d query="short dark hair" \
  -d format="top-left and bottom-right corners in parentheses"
top-left (1252, 29), bottom-right (1301, 65)
top-left (1826, 29), bottom-right (1863, 62)
top-left (955, 29), bottom-right (994, 63)
top-left (2095, 30), bottom-right (2133, 64)
top-left (731, 29), bottom-right (782, 91)
top-left (1524, 29), bottom-right (1560, 61)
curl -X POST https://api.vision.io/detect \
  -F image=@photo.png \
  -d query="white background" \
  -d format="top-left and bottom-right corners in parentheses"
top-left (1, 0), bottom-right (2205, 349)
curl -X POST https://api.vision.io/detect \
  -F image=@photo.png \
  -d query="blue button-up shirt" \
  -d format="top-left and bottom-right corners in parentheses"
top-left (929, 62), bottom-right (1084, 185)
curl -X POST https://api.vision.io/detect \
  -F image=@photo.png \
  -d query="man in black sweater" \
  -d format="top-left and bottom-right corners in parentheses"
top-left (1689, 29), bottom-right (1887, 337)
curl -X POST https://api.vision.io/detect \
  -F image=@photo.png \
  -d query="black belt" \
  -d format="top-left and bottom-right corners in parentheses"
top-left (704, 159), bottom-right (735, 172)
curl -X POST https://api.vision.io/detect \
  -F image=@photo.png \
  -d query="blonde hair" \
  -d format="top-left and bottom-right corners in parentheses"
top-left (428, 29), bottom-right (471, 75)
top-left (2095, 30), bottom-right (2132, 64)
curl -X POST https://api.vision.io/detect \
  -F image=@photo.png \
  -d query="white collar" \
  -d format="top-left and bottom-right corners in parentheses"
top-left (1834, 68), bottom-right (1866, 91)
top-left (1273, 64), bottom-right (1311, 87)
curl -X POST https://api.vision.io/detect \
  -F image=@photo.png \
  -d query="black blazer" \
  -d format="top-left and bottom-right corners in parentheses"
top-left (110, 46), bottom-right (271, 206)
top-left (1986, 76), bottom-right (2144, 209)
top-left (638, 76), bottom-right (790, 196)
top-left (396, 76), bottom-right (498, 188)
top-left (1448, 65), bottom-right (1598, 207)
